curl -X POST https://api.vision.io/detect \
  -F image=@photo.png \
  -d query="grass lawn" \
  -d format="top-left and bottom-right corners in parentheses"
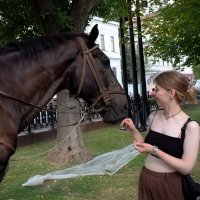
top-left (1, 104), bottom-right (200, 200)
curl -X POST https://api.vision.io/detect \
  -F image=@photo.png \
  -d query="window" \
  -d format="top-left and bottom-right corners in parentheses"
top-left (100, 34), bottom-right (105, 50)
top-left (110, 36), bottom-right (115, 52)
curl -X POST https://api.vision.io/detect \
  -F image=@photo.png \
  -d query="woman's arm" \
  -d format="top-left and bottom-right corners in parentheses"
top-left (120, 118), bottom-right (144, 143)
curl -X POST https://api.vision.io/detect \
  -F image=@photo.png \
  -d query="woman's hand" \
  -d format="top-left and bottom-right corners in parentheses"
top-left (134, 141), bottom-right (153, 154)
top-left (120, 118), bottom-right (136, 132)
top-left (121, 118), bottom-right (144, 143)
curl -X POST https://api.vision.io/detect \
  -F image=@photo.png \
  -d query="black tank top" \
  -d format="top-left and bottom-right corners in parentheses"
top-left (145, 116), bottom-right (193, 159)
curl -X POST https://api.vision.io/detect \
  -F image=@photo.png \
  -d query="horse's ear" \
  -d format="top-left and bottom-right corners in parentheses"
top-left (88, 24), bottom-right (99, 45)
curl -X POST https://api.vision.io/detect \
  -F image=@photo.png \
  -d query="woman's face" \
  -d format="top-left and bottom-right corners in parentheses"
top-left (154, 84), bottom-right (171, 107)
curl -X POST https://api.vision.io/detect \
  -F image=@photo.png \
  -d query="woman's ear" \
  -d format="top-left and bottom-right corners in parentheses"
top-left (169, 89), bottom-right (176, 98)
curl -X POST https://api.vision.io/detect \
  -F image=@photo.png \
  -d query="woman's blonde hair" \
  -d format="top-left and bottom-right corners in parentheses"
top-left (154, 70), bottom-right (197, 104)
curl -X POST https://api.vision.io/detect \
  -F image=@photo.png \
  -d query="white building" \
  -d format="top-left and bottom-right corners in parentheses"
top-left (85, 17), bottom-right (123, 86)
top-left (145, 58), bottom-right (194, 91)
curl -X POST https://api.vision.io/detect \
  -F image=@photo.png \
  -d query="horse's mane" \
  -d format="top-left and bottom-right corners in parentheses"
top-left (0, 32), bottom-right (87, 57)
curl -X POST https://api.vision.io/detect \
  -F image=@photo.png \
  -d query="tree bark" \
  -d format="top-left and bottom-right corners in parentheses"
top-left (68, 0), bottom-right (100, 32)
top-left (47, 90), bottom-right (91, 166)
top-left (34, 0), bottom-right (100, 165)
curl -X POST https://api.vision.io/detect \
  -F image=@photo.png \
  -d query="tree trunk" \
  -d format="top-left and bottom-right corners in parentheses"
top-left (34, 0), bottom-right (60, 34)
top-left (47, 90), bottom-right (91, 166)
top-left (68, 0), bottom-right (100, 32)
top-left (34, 0), bottom-right (100, 165)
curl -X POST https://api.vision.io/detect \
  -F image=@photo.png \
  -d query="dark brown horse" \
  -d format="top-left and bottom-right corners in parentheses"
top-left (0, 25), bottom-right (128, 182)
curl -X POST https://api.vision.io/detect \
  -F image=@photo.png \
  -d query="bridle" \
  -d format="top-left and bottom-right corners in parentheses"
top-left (76, 37), bottom-right (125, 111)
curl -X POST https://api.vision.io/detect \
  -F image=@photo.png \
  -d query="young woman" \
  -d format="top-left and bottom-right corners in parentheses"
top-left (121, 71), bottom-right (200, 200)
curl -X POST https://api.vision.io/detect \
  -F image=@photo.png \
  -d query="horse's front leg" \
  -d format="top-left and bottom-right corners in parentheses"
top-left (0, 144), bottom-right (13, 182)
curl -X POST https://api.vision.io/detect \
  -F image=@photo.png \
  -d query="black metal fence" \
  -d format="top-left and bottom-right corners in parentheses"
top-left (127, 91), bottom-right (158, 132)
top-left (21, 101), bottom-right (102, 133)
top-left (21, 103), bottom-right (57, 133)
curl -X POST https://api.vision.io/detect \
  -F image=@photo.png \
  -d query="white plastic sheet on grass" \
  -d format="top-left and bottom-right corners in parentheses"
top-left (22, 144), bottom-right (139, 186)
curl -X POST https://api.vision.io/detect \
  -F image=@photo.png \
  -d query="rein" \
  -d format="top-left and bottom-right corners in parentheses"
top-left (0, 90), bottom-right (56, 114)
top-left (0, 88), bottom-right (102, 126)
top-left (0, 90), bottom-right (98, 116)
top-left (0, 90), bottom-right (99, 127)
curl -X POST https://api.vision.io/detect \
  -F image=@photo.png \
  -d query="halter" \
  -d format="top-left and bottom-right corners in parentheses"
top-left (76, 37), bottom-right (125, 111)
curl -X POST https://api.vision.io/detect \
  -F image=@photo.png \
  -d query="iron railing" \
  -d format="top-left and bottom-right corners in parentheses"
top-left (20, 101), bottom-right (102, 133)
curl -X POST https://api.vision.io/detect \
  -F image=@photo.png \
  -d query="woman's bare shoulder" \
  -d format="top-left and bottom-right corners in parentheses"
top-left (187, 120), bottom-right (200, 130)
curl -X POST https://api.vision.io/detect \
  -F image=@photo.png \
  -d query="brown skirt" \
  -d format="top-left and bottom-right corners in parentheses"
top-left (138, 167), bottom-right (184, 200)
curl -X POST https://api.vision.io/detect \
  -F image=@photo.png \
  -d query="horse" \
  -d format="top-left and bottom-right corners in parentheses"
top-left (0, 24), bottom-right (128, 182)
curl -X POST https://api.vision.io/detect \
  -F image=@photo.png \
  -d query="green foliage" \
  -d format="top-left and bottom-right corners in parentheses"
top-left (93, 0), bottom-right (163, 23)
top-left (0, 0), bottom-right (71, 42)
top-left (143, 0), bottom-right (200, 68)
top-left (147, 97), bottom-right (157, 107)
top-left (93, 0), bottom-right (130, 22)
top-left (193, 64), bottom-right (200, 79)
top-left (0, 0), bottom-right (42, 42)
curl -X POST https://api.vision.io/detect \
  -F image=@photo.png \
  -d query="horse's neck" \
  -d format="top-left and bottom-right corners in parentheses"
top-left (18, 40), bottom-right (79, 123)
top-left (25, 41), bottom-right (78, 106)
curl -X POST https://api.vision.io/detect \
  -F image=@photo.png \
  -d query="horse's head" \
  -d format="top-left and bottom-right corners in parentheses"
top-left (72, 25), bottom-right (128, 123)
